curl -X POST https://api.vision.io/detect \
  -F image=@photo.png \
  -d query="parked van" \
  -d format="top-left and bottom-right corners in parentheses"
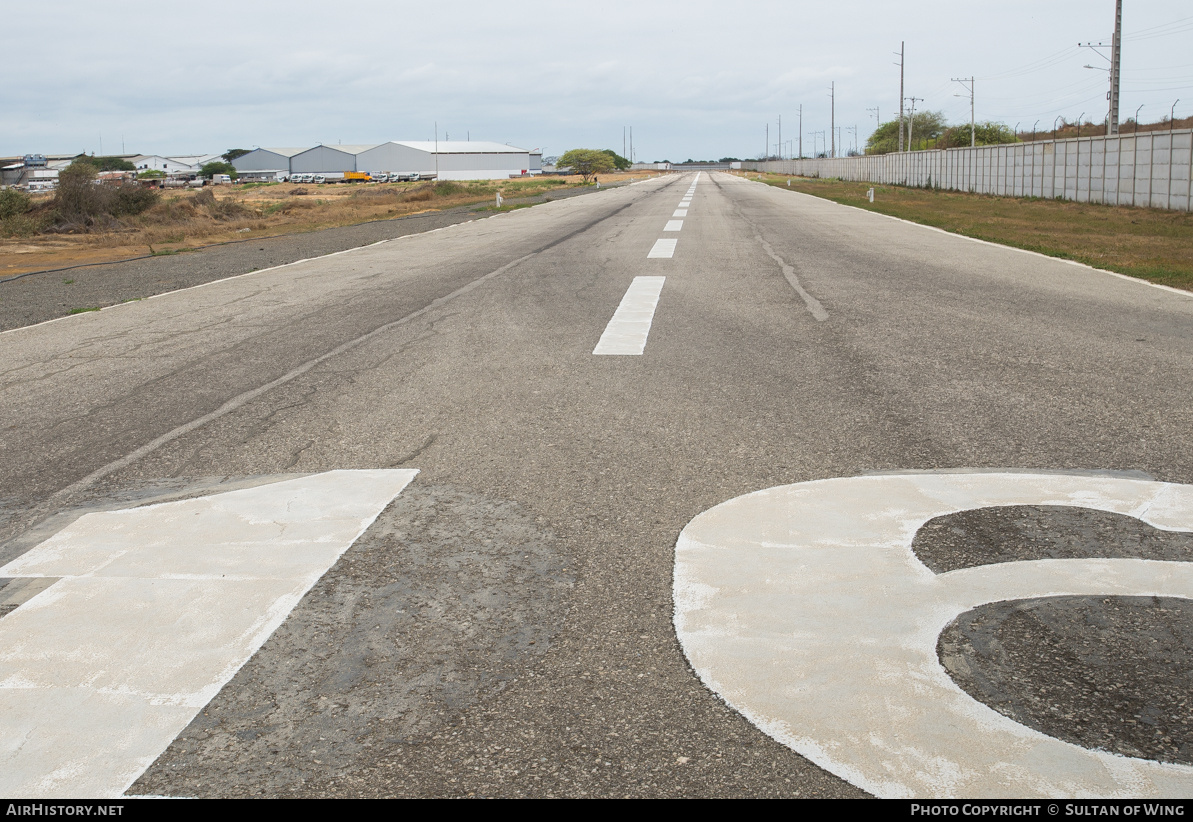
top-left (211, 174), bottom-right (232, 185)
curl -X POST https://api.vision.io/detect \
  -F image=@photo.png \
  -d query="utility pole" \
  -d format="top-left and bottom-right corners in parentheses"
top-left (829, 82), bottom-right (835, 158)
top-left (630, 127), bottom-right (633, 164)
top-left (766, 123), bottom-right (769, 160)
top-left (778, 115), bottom-right (782, 160)
top-left (434, 121), bottom-right (438, 179)
top-left (798, 105), bottom-right (803, 159)
top-left (1110, 0), bottom-right (1122, 135)
top-left (952, 76), bottom-right (975, 146)
top-left (894, 42), bottom-right (905, 152)
top-left (1080, 0), bottom-right (1122, 136)
top-left (623, 127), bottom-right (626, 160)
top-left (905, 97), bottom-right (923, 150)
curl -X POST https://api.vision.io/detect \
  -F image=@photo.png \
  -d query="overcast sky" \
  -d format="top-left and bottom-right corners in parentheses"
top-left (3, 1), bottom-right (1190, 161)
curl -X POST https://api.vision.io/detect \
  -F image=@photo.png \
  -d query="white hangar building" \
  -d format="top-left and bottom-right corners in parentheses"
top-left (356, 141), bottom-right (535, 180)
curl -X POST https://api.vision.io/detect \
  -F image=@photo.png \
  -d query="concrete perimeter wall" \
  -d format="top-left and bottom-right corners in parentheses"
top-left (745, 129), bottom-right (1193, 212)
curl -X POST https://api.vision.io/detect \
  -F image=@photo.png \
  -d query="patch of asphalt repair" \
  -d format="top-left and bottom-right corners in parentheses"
top-left (0, 182), bottom-right (623, 333)
top-left (916, 505), bottom-right (1193, 767)
top-left (128, 481), bottom-right (572, 798)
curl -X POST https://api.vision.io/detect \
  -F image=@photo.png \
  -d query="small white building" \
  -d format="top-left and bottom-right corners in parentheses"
top-left (130, 155), bottom-right (199, 174)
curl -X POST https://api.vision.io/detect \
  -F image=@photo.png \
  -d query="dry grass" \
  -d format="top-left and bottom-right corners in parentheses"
top-left (0, 172), bottom-right (654, 277)
top-left (743, 172), bottom-right (1193, 290)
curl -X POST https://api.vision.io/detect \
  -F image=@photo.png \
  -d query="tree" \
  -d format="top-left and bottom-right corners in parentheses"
top-left (600, 149), bottom-right (631, 170)
top-left (200, 161), bottom-right (238, 180)
top-left (719, 157), bottom-right (741, 163)
top-left (866, 111), bottom-right (948, 154)
top-left (938, 121), bottom-right (1020, 149)
top-left (557, 149), bottom-right (616, 182)
top-left (91, 156), bottom-right (136, 172)
top-left (222, 148), bottom-right (251, 163)
top-left (137, 169), bottom-right (166, 179)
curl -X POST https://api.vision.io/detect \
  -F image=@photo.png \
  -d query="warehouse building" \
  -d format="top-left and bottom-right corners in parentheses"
top-left (231, 147), bottom-right (308, 176)
top-left (290, 145), bottom-right (376, 174)
top-left (356, 141), bottom-right (533, 180)
top-left (232, 141), bottom-right (539, 180)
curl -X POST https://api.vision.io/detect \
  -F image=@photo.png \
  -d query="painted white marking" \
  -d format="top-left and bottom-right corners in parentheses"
top-left (673, 209), bottom-right (688, 217)
top-left (593, 276), bottom-right (666, 355)
top-left (664, 220), bottom-right (684, 232)
top-left (0, 469), bottom-right (417, 798)
top-left (674, 472), bottom-right (1193, 799)
top-left (769, 180), bottom-right (1193, 299)
top-left (647, 239), bottom-right (677, 259)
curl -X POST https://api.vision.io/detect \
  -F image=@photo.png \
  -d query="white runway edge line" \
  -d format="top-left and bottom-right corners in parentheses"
top-left (593, 277), bottom-right (666, 355)
top-left (761, 179), bottom-right (1193, 300)
top-left (0, 469), bottom-right (418, 798)
top-left (648, 239), bottom-right (678, 259)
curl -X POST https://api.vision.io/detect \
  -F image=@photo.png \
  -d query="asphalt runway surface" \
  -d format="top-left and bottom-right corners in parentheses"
top-left (1, 172), bottom-right (1192, 798)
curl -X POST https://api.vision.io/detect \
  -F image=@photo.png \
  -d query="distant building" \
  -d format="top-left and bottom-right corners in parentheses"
top-left (130, 155), bottom-right (200, 174)
top-left (232, 141), bottom-right (539, 180)
top-left (355, 141), bottom-right (533, 180)
top-left (290, 145), bottom-right (377, 175)
top-left (230, 147), bottom-right (308, 176)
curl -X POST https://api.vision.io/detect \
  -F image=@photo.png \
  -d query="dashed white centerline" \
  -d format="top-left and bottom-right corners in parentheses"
top-left (648, 239), bottom-right (677, 259)
top-left (593, 276), bottom-right (667, 356)
top-left (673, 209), bottom-right (688, 217)
top-left (664, 220), bottom-right (684, 232)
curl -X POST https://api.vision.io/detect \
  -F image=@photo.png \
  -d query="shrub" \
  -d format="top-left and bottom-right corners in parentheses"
top-left (49, 160), bottom-right (159, 227)
top-left (54, 160), bottom-right (107, 220)
top-left (0, 187), bottom-right (32, 219)
top-left (112, 186), bottom-right (158, 216)
top-left (433, 181), bottom-right (463, 196)
top-left (191, 187), bottom-right (252, 220)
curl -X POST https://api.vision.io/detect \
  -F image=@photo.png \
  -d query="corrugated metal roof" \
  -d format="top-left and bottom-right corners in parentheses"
top-left (297, 144), bottom-right (379, 155)
top-left (391, 141), bottom-right (528, 154)
top-left (258, 147), bottom-right (322, 157)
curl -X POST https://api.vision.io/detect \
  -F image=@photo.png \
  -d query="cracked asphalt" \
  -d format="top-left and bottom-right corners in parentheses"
top-left (2, 173), bottom-right (1193, 797)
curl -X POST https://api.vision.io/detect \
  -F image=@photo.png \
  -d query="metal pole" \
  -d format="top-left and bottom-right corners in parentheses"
top-left (830, 82), bottom-right (835, 159)
top-left (779, 115), bottom-right (782, 160)
top-left (799, 105), bottom-right (803, 159)
top-left (897, 42), bottom-right (905, 152)
top-left (1109, 0), bottom-right (1122, 135)
top-left (434, 121), bottom-right (438, 179)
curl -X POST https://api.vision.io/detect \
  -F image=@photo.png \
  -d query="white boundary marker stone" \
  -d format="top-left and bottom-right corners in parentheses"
top-left (673, 471), bottom-right (1193, 798)
top-left (593, 277), bottom-right (666, 355)
top-left (648, 239), bottom-right (677, 259)
top-left (0, 469), bottom-right (418, 798)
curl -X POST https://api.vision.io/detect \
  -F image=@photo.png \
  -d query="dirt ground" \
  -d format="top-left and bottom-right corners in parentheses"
top-left (0, 172), bottom-right (656, 279)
